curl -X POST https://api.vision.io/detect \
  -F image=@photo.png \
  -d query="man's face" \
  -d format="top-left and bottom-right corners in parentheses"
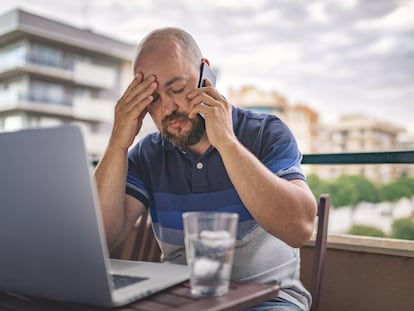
top-left (134, 43), bottom-right (205, 148)
top-left (160, 111), bottom-right (205, 147)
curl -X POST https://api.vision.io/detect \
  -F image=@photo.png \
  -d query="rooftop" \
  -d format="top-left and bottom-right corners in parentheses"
top-left (0, 8), bottom-right (135, 61)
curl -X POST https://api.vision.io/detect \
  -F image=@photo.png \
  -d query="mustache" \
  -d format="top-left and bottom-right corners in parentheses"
top-left (161, 111), bottom-right (189, 126)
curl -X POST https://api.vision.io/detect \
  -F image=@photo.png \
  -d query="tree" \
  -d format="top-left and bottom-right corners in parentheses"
top-left (347, 224), bottom-right (386, 238)
top-left (307, 174), bottom-right (331, 201)
top-left (330, 175), bottom-right (378, 207)
top-left (390, 217), bottom-right (414, 240)
top-left (379, 176), bottom-right (414, 202)
top-left (308, 174), bottom-right (414, 209)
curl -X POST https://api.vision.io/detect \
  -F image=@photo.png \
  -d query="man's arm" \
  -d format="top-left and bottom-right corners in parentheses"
top-left (188, 80), bottom-right (317, 248)
top-left (217, 140), bottom-right (317, 248)
top-left (94, 73), bottom-right (156, 249)
top-left (94, 146), bottom-right (146, 250)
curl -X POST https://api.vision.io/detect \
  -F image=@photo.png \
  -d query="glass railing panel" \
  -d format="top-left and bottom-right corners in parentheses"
top-left (302, 151), bottom-right (414, 241)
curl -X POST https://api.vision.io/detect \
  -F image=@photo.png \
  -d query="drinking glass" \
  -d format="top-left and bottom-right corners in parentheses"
top-left (183, 212), bottom-right (238, 296)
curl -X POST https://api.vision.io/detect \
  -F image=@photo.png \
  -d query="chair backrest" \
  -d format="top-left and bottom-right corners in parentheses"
top-left (110, 210), bottom-right (162, 262)
top-left (310, 194), bottom-right (330, 311)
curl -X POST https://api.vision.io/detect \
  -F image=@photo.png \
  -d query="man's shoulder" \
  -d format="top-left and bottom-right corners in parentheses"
top-left (233, 106), bottom-right (287, 134)
top-left (234, 106), bottom-right (283, 125)
top-left (140, 132), bottom-right (163, 146)
top-left (129, 132), bottom-right (165, 158)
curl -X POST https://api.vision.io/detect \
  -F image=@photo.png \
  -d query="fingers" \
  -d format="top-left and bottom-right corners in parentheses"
top-left (117, 74), bottom-right (157, 115)
top-left (187, 80), bottom-right (228, 118)
top-left (119, 72), bottom-right (144, 100)
top-left (124, 74), bottom-right (156, 105)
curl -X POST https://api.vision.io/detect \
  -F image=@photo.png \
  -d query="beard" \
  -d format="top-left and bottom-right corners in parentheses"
top-left (161, 111), bottom-right (206, 147)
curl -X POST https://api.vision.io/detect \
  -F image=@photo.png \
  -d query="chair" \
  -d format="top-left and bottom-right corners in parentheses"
top-left (309, 194), bottom-right (330, 311)
top-left (110, 210), bottom-right (162, 262)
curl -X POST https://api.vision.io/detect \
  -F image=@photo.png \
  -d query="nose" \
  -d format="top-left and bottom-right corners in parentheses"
top-left (160, 96), bottom-right (178, 116)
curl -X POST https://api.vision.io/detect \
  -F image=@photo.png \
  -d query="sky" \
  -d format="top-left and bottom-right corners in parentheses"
top-left (2, 0), bottom-right (414, 132)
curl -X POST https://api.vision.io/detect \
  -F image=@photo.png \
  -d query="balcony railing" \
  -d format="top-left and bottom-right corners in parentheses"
top-left (302, 150), bottom-right (414, 165)
top-left (0, 56), bottom-right (117, 90)
top-left (299, 150), bottom-right (414, 311)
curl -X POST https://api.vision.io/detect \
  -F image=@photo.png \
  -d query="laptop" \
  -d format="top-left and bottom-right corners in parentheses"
top-left (0, 125), bottom-right (189, 307)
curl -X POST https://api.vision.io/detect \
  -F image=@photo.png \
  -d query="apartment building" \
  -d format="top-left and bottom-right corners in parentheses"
top-left (227, 85), bottom-right (320, 154)
top-left (0, 8), bottom-right (135, 156)
top-left (227, 85), bottom-right (410, 183)
top-left (318, 114), bottom-right (405, 183)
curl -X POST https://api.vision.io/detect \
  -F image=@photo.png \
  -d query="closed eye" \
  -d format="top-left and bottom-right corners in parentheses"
top-left (171, 87), bottom-right (185, 94)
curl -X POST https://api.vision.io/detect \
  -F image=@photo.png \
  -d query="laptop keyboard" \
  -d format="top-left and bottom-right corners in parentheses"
top-left (111, 274), bottom-right (148, 289)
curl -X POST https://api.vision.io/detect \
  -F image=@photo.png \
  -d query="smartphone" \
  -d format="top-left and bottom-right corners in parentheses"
top-left (198, 62), bottom-right (216, 88)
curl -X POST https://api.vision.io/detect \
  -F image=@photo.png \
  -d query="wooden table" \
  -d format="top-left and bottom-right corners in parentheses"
top-left (0, 281), bottom-right (280, 311)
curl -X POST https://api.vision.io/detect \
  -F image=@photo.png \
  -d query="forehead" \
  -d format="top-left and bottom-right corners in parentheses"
top-left (135, 40), bottom-right (181, 71)
top-left (134, 44), bottom-right (197, 86)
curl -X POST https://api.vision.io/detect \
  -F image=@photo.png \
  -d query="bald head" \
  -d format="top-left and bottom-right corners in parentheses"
top-left (133, 27), bottom-right (203, 70)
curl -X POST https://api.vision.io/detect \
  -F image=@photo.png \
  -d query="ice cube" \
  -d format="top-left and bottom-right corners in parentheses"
top-left (199, 230), bottom-right (234, 248)
top-left (200, 230), bottom-right (231, 240)
top-left (193, 257), bottom-right (221, 277)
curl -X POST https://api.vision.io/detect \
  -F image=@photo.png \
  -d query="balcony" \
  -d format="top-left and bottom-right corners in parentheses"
top-left (300, 150), bottom-right (414, 311)
top-left (0, 56), bottom-right (117, 90)
top-left (0, 91), bottom-right (114, 123)
top-left (72, 97), bottom-right (114, 122)
top-left (73, 62), bottom-right (117, 89)
top-left (0, 91), bottom-right (73, 116)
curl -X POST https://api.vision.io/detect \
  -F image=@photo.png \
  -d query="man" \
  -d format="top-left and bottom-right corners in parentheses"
top-left (95, 27), bottom-right (317, 311)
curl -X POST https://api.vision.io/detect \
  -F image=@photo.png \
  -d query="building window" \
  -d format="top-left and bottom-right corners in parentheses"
top-left (4, 115), bottom-right (23, 130)
top-left (0, 44), bottom-right (26, 70)
top-left (38, 117), bottom-right (63, 127)
top-left (29, 44), bottom-right (68, 69)
top-left (30, 80), bottom-right (69, 106)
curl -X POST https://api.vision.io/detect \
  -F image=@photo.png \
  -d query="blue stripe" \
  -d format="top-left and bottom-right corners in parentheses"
top-left (151, 204), bottom-right (252, 229)
top-left (153, 225), bottom-right (184, 245)
top-left (126, 174), bottom-right (147, 193)
top-left (152, 188), bottom-right (243, 212)
top-left (149, 188), bottom-right (253, 230)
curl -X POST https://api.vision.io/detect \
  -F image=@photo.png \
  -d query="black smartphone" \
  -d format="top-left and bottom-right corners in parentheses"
top-left (198, 62), bottom-right (216, 88)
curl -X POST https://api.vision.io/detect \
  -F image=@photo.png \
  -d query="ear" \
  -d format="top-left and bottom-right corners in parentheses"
top-left (201, 58), bottom-right (210, 66)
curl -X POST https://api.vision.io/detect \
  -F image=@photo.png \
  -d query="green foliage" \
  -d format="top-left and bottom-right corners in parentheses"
top-left (331, 175), bottom-right (380, 206)
top-left (307, 174), bottom-right (330, 199)
top-left (390, 217), bottom-right (414, 240)
top-left (378, 176), bottom-right (414, 202)
top-left (308, 173), bottom-right (414, 240)
top-left (347, 219), bottom-right (414, 241)
top-left (347, 224), bottom-right (386, 238)
top-left (308, 174), bottom-right (414, 208)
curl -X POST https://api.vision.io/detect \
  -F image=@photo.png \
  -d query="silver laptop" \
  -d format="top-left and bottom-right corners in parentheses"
top-left (0, 125), bottom-right (189, 307)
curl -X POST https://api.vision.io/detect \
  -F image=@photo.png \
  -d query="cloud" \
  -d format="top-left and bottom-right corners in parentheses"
top-left (308, 1), bottom-right (331, 23)
top-left (0, 0), bottom-right (413, 131)
top-left (332, 0), bottom-right (359, 10)
top-left (356, 0), bottom-right (414, 32)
